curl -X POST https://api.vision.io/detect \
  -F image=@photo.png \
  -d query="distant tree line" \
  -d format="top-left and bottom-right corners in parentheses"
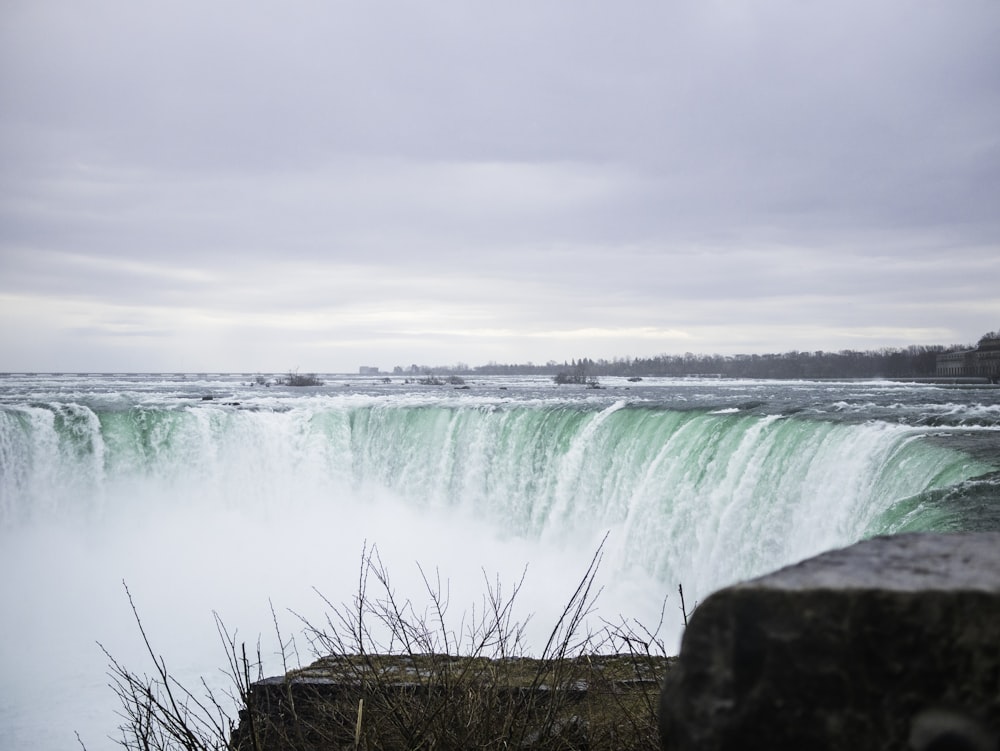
top-left (407, 342), bottom-right (976, 380)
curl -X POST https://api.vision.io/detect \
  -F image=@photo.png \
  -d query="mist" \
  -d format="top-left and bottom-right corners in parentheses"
top-left (0, 463), bottom-right (663, 750)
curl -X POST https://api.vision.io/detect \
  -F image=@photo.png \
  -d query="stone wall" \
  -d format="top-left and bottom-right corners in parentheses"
top-left (659, 533), bottom-right (1000, 750)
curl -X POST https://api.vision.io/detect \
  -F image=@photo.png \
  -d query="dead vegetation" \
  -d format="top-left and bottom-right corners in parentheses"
top-left (99, 540), bottom-right (679, 750)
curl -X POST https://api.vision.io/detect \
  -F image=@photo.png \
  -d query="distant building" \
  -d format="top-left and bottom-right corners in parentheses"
top-left (359, 366), bottom-right (380, 375)
top-left (936, 333), bottom-right (1000, 382)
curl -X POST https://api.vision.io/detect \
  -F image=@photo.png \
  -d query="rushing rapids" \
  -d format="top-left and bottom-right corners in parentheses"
top-left (3, 393), bottom-right (996, 589)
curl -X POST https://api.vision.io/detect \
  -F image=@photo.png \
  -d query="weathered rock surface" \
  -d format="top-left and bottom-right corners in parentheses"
top-left (233, 652), bottom-right (674, 750)
top-left (659, 533), bottom-right (1000, 751)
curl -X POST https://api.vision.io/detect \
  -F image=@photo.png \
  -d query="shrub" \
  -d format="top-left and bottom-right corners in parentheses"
top-left (99, 542), bottom-right (675, 750)
top-left (283, 371), bottom-right (323, 387)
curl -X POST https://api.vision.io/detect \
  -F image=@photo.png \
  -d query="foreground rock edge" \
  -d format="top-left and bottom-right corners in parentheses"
top-left (234, 652), bottom-right (677, 750)
top-left (659, 532), bottom-right (1000, 751)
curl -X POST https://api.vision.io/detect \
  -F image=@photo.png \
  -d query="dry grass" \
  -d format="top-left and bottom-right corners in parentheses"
top-left (100, 540), bottom-right (677, 750)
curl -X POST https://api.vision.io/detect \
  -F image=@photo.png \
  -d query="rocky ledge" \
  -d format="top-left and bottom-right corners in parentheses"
top-left (233, 652), bottom-right (675, 750)
top-left (659, 532), bottom-right (1000, 751)
top-left (231, 533), bottom-right (999, 750)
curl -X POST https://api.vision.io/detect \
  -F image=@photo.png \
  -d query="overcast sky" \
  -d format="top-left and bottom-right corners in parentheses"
top-left (2, 1), bottom-right (998, 373)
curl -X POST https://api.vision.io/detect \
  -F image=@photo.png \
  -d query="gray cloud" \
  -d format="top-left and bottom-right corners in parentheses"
top-left (1, 1), bottom-right (998, 371)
